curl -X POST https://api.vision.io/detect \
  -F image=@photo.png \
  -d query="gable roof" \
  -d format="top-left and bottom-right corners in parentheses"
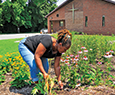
top-left (45, 0), bottom-right (73, 18)
top-left (104, 0), bottom-right (115, 4)
top-left (45, 0), bottom-right (115, 18)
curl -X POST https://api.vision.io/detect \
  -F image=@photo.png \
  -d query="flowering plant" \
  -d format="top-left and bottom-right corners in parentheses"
top-left (60, 44), bottom-right (115, 88)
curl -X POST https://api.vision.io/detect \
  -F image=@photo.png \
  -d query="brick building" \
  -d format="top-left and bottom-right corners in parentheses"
top-left (45, 0), bottom-right (115, 35)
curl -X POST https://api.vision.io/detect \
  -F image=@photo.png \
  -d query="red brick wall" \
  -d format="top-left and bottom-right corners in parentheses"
top-left (47, 6), bottom-right (66, 33)
top-left (65, 0), bottom-right (84, 32)
top-left (83, 0), bottom-right (115, 35)
top-left (47, 0), bottom-right (115, 35)
top-left (52, 20), bottom-right (65, 32)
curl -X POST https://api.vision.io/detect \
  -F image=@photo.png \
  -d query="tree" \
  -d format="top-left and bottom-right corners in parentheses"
top-left (0, 0), bottom-right (57, 33)
top-left (2, 0), bottom-right (32, 33)
top-left (11, 0), bottom-right (32, 33)
top-left (40, 0), bottom-right (57, 28)
top-left (0, 3), bottom-right (3, 26)
top-left (28, 0), bottom-right (57, 32)
top-left (0, 3), bottom-right (3, 33)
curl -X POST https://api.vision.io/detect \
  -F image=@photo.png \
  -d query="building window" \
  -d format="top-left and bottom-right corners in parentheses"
top-left (51, 21), bottom-right (53, 33)
top-left (51, 21), bottom-right (53, 27)
top-left (59, 21), bottom-right (63, 26)
top-left (56, 14), bottom-right (59, 17)
top-left (85, 16), bottom-right (88, 27)
top-left (102, 15), bottom-right (105, 27)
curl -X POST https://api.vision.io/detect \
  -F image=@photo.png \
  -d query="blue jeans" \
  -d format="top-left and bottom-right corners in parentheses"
top-left (18, 38), bottom-right (49, 82)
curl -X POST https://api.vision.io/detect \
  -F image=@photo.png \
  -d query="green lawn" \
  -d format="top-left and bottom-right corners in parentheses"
top-left (0, 34), bottom-right (115, 57)
top-left (0, 38), bottom-right (24, 57)
top-left (77, 35), bottom-right (115, 41)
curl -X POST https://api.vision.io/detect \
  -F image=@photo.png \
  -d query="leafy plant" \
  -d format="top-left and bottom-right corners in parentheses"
top-left (0, 70), bottom-right (5, 85)
top-left (60, 43), bottom-right (115, 89)
top-left (10, 74), bottom-right (31, 88)
top-left (31, 72), bottom-right (56, 95)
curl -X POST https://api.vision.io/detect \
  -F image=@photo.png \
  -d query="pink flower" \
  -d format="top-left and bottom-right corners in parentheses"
top-left (66, 55), bottom-right (70, 58)
top-left (71, 58), bottom-right (75, 63)
top-left (83, 56), bottom-right (88, 60)
top-left (60, 58), bottom-right (65, 62)
top-left (68, 64), bottom-right (71, 66)
top-left (71, 58), bottom-right (75, 60)
top-left (81, 46), bottom-right (86, 49)
top-left (97, 61), bottom-right (102, 65)
top-left (84, 49), bottom-right (88, 52)
top-left (110, 50), bottom-right (114, 53)
top-left (104, 54), bottom-right (113, 58)
top-left (65, 58), bottom-right (69, 61)
top-left (65, 61), bottom-right (69, 64)
top-left (106, 51), bottom-right (110, 55)
top-left (75, 55), bottom-right (79, 58)
top-left (74, 57), bottom-right (79, 61)
top-left (70, 54), bottom-right (74, 57)
top-left (78, 50), bottom-right (82, 54)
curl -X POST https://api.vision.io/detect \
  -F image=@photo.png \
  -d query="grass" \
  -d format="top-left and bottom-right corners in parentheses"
top-left (1, 34), bottom-right (115, 57)
top-left (76, 35), bottom-right (115, 41)
top-left (52, 33), bottom-right (115, 41)
top-left (0, 38), bottom-right (24, 57)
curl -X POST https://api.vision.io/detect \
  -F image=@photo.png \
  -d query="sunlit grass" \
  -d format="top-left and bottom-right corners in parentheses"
top-left (0, 38), bottom-right (23, 57)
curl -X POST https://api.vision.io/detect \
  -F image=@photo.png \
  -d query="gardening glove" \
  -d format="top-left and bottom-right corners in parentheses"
top-left (58, 81), bottom-right (63, 89)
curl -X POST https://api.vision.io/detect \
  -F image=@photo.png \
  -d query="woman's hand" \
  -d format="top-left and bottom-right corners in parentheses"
top-left (43, 73), bottom-right (49, 79)
top-left (58, 81), bottom-right (63, 89)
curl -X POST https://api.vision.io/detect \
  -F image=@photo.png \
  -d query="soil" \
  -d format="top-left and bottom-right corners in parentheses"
top-left (0, 57), bottom-right (115, 95)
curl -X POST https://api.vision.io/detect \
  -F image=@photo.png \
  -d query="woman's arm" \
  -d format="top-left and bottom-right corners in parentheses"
top-left (54, 56), bottom-right (61, 81)
top-left (54, 56), bottom-right (63, 89)
top-left (35, 43), bottom-right (48, 78)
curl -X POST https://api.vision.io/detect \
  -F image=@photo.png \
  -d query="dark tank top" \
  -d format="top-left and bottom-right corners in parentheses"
top-left (24, 35), bottom-right (61, 58)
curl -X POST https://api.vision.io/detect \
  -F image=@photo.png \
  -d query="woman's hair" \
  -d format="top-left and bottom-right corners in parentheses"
top-left (57, 29), bottom-right (72, 47)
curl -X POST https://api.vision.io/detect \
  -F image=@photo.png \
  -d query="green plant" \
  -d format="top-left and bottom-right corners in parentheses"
top-left (31, 73), bottom-right (56, 95)
top-left (111, 34), bottom-right (115, 37)
top-left (60, 43), bottom-right (115, 89)
top-left (10, 74), bottom-right (31, 88)
top-left (0, 71), bottom-right (5, 85)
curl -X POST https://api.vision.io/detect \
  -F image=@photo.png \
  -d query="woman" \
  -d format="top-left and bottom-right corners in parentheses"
top-left (18, 29), bottom-right (72, 89)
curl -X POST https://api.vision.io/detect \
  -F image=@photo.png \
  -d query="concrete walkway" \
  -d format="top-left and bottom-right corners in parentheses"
top-left (0, 33), bottom-right (40, 40)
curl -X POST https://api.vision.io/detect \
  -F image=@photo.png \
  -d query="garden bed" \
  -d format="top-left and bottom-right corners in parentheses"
top-left (0, 35), bottom-right (115, 95)
top-left (0, 57), bottom-right (115, 95)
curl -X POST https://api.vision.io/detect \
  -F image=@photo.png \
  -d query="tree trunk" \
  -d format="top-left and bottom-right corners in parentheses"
top-left (31, 26), bottom-right (35, 32)
top-left (17, 26), bottom-right (20, 33)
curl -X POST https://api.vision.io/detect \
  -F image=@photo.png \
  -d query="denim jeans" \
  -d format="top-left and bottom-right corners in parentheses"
top-left (18, 38), bottom-right (49, 82)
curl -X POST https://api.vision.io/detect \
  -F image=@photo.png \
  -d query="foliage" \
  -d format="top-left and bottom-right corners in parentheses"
top-left (0, 34), bottom-right (115, 94)
top-left (2, 0), bottom-right (32, 33)
top-left (10, 74), bottom-right (31, 88)
top-left (60, 34), bottom-right (115, 88)
top-left (28, 0), bottom-right (57, 32)
top-left (0, 0), bottom-right (57, 33)
top-left (31, 72), bottom-right (56, 95)
top-left (0, 68), bottom-right (5, 85)
top-left (0, 3), bottom-right (3, 26)
top-left (0, 52), bottom-right (31, 88)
